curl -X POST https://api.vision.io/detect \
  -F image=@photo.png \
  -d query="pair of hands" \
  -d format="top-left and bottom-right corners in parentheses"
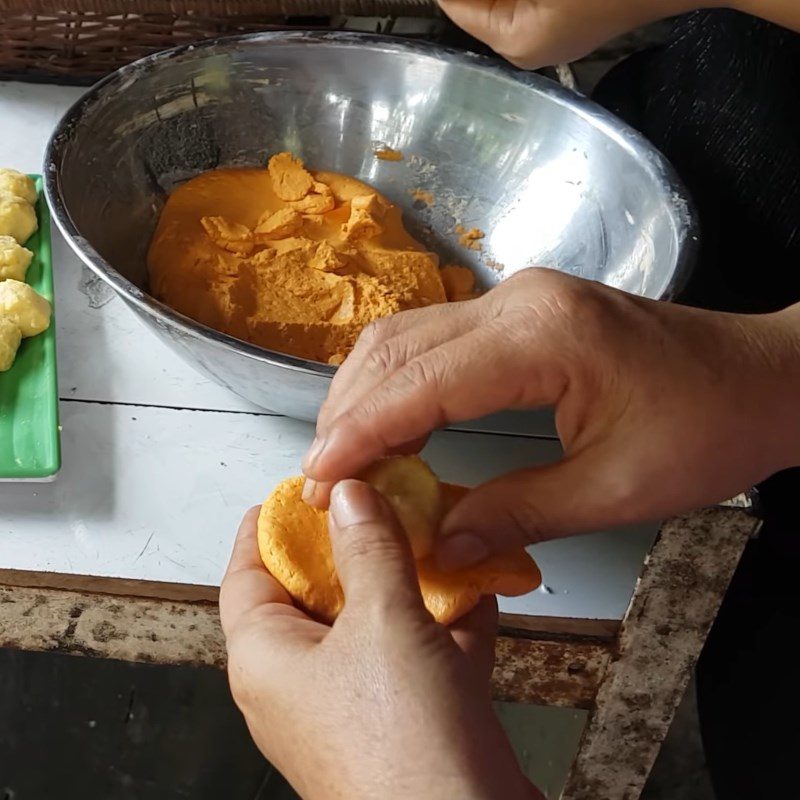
top-left (222, 268), bottom-right (800, 799)
top-left (220, 2), bottom-right (800, 795)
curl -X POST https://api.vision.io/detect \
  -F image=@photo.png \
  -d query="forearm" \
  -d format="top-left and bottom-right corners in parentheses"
top-left (760, 304), bottom-right (800, 470)
top-left (764, 304), bottom-right (800, 466)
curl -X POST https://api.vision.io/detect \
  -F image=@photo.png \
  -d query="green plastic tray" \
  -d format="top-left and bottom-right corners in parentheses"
top-left (0, 176), bottom-right (61, 480)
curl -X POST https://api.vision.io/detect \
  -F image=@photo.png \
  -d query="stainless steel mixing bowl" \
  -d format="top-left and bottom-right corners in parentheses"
top-left (45, 31), bottom-right (696, 421)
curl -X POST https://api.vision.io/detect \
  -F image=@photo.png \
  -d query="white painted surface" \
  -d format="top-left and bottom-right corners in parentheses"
top-left (0, 82), bottom-right (84, 173)
top-left (0, 80), bottom-right (658, 620)
top-left (0, 402), bottom-right (654, 618)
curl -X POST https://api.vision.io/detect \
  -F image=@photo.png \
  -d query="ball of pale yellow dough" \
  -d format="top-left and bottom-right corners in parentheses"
top-left (0, 234), bottom-right (34, 282)
top-left (0, 169), bottom-right (37, 205)
top-left (0, 192), bottom-right (38, 244)
top-left (0, 316), bottom-right (22, 372)
top-left (0, 279), bottom-right (51, 338)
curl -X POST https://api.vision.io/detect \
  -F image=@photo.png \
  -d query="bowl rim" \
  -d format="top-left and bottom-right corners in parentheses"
top-left (44, 29), bottom-right (698, 379)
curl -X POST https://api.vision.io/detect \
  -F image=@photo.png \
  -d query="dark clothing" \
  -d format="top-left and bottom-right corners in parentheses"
top-left (594, 11), bottom-right (800, 797)
top-left (595, 9), bottom-right (800, 315)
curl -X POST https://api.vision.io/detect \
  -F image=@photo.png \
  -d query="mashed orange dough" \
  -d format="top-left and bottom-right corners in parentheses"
top-left (258, 459), bottom-right (542, 626)
top-left (147, 153), bottom-right (475, 364)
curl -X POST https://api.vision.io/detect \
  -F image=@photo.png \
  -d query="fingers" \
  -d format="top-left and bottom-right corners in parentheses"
top-left (437, 0), bottom-right (497, 53)
top-left (219, 505), bottom-right (294, 637)
top-left (449, 596), bottom-right (498, 684)
top-left (317, 301), bottom-right (482, 435)
top-left (302, 435), bottom-right (429, 509)
top-left (308, 302), bottom-right (491, 509)
top-left (223, 506), bottom-right (265, 576)
top-left (304, 269), bottom-right (586, 503)
top-left (328, 480), bottom-right (428, 617)
top-left (435, 446), bottom-right (633, 571)
top-left (304, 316), bottom-right (568, 485)
top-left (436, 0), bottom-right (544, 70)
top-left (306, 304), bottom-right (481, 508)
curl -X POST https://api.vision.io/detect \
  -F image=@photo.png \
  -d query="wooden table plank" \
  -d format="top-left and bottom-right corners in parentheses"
top-left (563, 508), bottom-right (758, 799)
top-left (0, 580), bottom-right (614, 708)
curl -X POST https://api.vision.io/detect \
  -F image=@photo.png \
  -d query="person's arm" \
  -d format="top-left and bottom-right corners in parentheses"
top-left (434, 0), bottom-right (800, 72)
top-left (220, 486), bottom-right (543, 800)
top-left (303, 269), bottom-right (800, 567)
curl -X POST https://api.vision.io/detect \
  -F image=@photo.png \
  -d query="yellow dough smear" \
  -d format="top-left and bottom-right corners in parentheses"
top-left (147, 153), bottom-right (476, 364)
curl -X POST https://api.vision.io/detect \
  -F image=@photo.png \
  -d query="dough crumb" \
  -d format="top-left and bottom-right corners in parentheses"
top-left (455, 224), bottom-right (485, 251)
top-left (410, 189), bottom-right (435, 207)
top-left (268, 153), bottom-right (315, 201)
top-left (290, 182), bottom-right (335, 215)
top-left (374, 147), bottom-right (404, 162)
top-left (485, 257), bottom-right (505, 272)
top-left (342, 194), bottom-right (385, 242)
top-left (310, 241), bottom-right (349, 273)
top-left (440, 265), bottom-right (479, 302)
top-left (255, 208), bottom-right (304, 241)
top-left (201, 216), bottom-right (255, 256)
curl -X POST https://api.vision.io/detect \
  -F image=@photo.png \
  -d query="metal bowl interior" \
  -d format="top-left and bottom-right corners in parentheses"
top-left (46, 32), bottom-right (696, 419)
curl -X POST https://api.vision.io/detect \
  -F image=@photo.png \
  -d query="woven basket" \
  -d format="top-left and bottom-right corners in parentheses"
top-left (0, 0), bottom-right (444, 81)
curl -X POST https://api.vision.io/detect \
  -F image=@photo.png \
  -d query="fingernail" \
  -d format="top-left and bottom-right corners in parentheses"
top-left (303, 436), bottom-right (327, 471)
top-left (435, 533), bottom-right (489, 572)
top-left (330, 481), bottom-right (379, 528)
top-left (301, 478), bottom-right (317, 504)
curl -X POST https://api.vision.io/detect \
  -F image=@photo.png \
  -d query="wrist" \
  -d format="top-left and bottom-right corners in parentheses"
top-left (736, 305), bottom-right (800, 474)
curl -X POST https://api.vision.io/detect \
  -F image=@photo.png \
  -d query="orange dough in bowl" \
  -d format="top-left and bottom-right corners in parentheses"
top-left (257, 467), bottom-right (541, 626)
top-left (147, 153), bottom-right (480, 366)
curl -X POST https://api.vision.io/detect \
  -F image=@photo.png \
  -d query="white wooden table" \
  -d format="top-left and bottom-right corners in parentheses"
top-left (0, 80), bottom-right (756, 799)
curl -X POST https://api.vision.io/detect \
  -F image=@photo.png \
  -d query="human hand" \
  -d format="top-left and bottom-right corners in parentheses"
top-left (220, 485), bottom-right (542, 800)
top-left (302, 268), bottom-right (800, 570)
top-left (437, 0), bottom-right (702, 69)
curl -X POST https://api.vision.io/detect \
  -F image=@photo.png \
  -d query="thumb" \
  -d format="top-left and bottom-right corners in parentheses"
top-left (328, 480), bottom-right (428, 616)
top-left (435, 448), bottom-right (631, 571)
